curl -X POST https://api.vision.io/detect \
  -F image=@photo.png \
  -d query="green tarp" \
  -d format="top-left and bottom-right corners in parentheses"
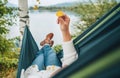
top-left (16, 26), bottom-right (39, 78)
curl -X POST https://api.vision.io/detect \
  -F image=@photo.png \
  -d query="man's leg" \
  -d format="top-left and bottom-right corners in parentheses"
top-left (31, 49), bottom-right (45, 70)
top-left (39, 33), bottom-right (62, 68)
top-left (43, 45), bottom-right (62, 68)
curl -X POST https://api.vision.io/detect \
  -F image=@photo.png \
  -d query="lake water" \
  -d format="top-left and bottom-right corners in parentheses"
top-left (7, 10), bottom-right (78, 48)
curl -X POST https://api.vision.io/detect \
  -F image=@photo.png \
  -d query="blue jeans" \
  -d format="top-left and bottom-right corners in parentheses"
top-left (31, 45), bottom-right (62, 70)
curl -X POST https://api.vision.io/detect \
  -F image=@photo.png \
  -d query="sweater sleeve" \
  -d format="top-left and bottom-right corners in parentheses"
top-left (62, 40), bottom-right (78, 66)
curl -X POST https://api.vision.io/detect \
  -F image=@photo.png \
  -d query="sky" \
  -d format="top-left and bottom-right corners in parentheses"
top-left (8, 0), bottom-right (120, 6)
top-left (8, 0), bottom-right (79, 6)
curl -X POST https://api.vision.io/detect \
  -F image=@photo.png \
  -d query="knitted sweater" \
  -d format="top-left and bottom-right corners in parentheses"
top-left (20, 40), bottom-right (78, 78)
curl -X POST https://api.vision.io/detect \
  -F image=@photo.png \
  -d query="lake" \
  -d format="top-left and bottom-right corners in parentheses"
top-left (7, 10), bottom-right (79, 48)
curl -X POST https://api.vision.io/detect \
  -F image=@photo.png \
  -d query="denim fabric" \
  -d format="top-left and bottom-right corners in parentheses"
top-left (31, 49), bottom-right (45, 70)
top-left (43, 45), bottom-right (62, 67)
top-left (32, 45), bottom-right (62, 70)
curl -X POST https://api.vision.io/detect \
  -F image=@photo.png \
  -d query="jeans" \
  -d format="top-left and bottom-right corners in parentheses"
top-left (31, 45), bottom-right (62, 70)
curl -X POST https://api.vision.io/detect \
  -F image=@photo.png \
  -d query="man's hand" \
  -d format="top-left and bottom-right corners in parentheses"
top-left (57, 14), bottom-right (71, 42)
top-left (57, 15), bottom-right (70, 32)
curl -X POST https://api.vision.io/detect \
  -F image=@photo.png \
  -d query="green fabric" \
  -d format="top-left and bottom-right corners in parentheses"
top-left (74, 7), bottom-right (120, 45)
top-left (69, 48), bottom-right (120, 78)
top-left (16, 26), bottom-right (39, 78)
top-left (53, 3), bottom-right (120, 78)
top-left (74, 3), bottom-right (120, 55)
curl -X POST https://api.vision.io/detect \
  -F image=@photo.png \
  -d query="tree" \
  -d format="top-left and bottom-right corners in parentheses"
top-left (0, 1), bottom-right (18, 77)
top-left (72, 0), bottom-right (118, 36)
top-left (0, 0), bottom-right (16, 54)
top-left (53, 45), bottom-right (62, 53)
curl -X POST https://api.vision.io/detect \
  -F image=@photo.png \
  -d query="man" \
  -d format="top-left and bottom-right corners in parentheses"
top-left (20, 14), bottom-right (78, 78)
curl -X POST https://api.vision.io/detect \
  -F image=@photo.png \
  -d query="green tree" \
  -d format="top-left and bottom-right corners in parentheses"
top-left (53, 45), bottom-right (62, 53)
top-left (0, 0), bottom-right (16, 54)
top-left (72, 0), bottom-right (118, 36)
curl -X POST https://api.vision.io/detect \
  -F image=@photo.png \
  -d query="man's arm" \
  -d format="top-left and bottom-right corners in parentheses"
top-left (57, 14), bottom-right (78, 66)
top-left (51, 14), bottom-right (78, 77)
top-left (57, 14), bottom-right (71, 42)
top-left (58, 14), bottom-right (78, 65)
